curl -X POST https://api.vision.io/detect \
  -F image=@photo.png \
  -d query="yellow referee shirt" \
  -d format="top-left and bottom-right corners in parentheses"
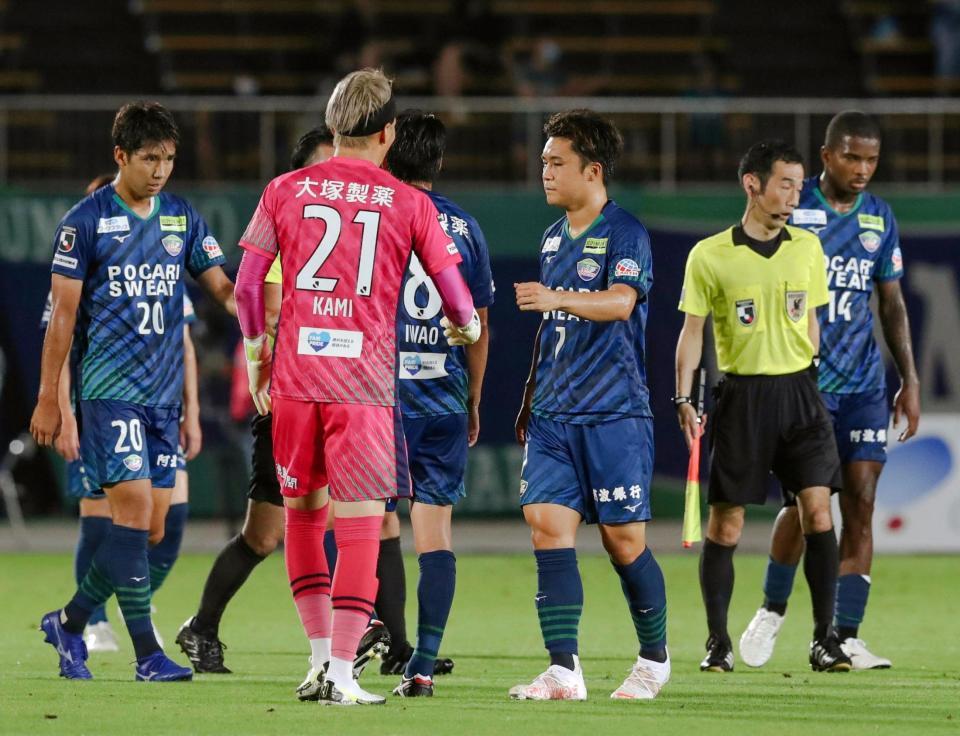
top-left (679, 225), bottom-right (829, 376)
top-left (265, 254), bottom-right (282, 284)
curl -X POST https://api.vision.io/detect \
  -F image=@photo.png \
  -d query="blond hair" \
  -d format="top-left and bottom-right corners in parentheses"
top-left (326, 68), bottom-right (393, 148)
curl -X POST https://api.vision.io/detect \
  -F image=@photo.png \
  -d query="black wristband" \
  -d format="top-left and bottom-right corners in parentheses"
top-left (672, 395), bottom-right (692, 408)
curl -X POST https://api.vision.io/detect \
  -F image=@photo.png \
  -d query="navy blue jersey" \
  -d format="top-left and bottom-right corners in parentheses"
top-left (49, 185), bottom-right (224, 408)
top-left (790, 177), bottom-right (903, 394)
top-left (532, 200), bottom-right (653, 424)
top-left (396, 190), bottom-right (495, 418)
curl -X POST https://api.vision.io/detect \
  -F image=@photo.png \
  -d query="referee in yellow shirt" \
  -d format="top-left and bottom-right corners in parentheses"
top-left (674, 140), bottom-right (851, 674)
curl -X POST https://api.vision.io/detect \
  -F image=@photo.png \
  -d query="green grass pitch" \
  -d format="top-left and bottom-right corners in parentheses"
top-left (2, 552), bottom-right (958, 735)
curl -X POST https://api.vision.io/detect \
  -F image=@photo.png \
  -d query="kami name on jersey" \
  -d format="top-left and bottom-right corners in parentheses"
top-left (106, 263), bottom-right (181, 297)
top-left (824, 255), bottom-right (873, 290)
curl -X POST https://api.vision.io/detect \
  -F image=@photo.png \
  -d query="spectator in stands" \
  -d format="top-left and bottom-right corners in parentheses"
top-left (932, 0), bottom-right (960, 92)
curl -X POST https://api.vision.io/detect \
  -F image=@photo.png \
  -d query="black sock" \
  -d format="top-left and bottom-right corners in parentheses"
top-left (699, 539), bottom-right (736, 642)
top-left (550, 653), bottom-right (576, 670)
top-left (764, 599), bottom-right (788, 616)
top-left (375, 536), bottom-right (409, 650)
top-left (803, 529), bottom-right (839, 641)
top-left (194, 534), bottom-right (266, 636)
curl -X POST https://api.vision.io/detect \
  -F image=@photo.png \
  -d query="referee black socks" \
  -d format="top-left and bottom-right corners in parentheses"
top-left (194, 534), bottom-right (267, 636)
top-left (803, 529), bottom-right (839, 641)
top-left (699, 539), bottom-right (737, 642)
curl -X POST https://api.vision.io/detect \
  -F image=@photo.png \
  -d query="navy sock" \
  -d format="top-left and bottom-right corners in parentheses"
top-left (835, 573), bottom-right (871, 640)
top-left (405, 550), bottom-right (455, 678)
top-left (613, 547), bottom-right (668, 663)
top-left (323, 529), bottom-right (338, 576)
top-left (762, 557), bottom-right (798, 616)
top-left (534, 548), bottom-right (582, 670)
top-left (63, 523), bottom-right (116, 634)
top-left (148, 502), bottom-right (188, 594)
top-left (75, 516), bottom-right (111, 626)
top-left (108, 525), bottom-right (162, 660)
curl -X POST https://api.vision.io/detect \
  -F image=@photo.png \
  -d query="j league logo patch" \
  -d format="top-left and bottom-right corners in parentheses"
top-left (736, 298), bottom-right (756, 326)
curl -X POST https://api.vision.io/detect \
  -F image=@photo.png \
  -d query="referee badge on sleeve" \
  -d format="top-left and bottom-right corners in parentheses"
top-left (786, 291), bottom-right (807, 322)
top-left (736, 298), bottom-right (756, 326)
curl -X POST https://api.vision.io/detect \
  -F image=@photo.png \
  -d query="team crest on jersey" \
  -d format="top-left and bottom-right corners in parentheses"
top-left (736, 298), bottom-right (756, 326)
top-left (123, 455), bottom-right (143, 472)
top-left (859, 230), bottom-right (881, 253)
top-left (161, 234), bottom-right (184, 256)
top-left (583, 237), bottom-right (608, 255)
top-left (785, 290), bottom-right (806, 322)
top-left (58, 227), bottom-right (76, 252)
top-left (202, 236), bottom-right (224, 259)
top-left (614, 258), bottom-right (640, 280)
top-left (792, 209), bottom-right (827, 226)
top-left (577, 258), bottom-right (601, 281)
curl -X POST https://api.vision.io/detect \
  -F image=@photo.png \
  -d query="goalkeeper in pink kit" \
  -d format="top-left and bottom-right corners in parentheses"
top-left (233, 68), bottom-right (481, 706)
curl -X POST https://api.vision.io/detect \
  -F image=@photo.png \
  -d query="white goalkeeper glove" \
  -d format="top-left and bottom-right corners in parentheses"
top-left (441, 309), bottom-right (481, 347)
top-left (243, 334), bottom-right (273, 416)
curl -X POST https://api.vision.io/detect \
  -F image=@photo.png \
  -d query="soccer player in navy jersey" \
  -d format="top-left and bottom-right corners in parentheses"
top-left (384, 109), bottom-right (494, 697)
top-left (511, 110), bottom-right (669, 701)
top-left (739, 111), bottom-right (921, 670)
top-left (30, 101), bottom-right (234, 681)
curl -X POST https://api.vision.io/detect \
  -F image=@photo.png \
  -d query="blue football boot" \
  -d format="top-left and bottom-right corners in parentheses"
top-left (135, 651), bottom-right (194, 682)
top-left (40, 610), bottom-right (92, 680)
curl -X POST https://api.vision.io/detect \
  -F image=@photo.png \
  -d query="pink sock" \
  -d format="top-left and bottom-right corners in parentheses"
top-left (331, 515), bottom-right (381, 660)
top-left (284, 505), bottom-right (331, 639)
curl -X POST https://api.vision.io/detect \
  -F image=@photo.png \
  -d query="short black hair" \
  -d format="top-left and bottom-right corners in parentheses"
top-left (385, 109), bottom-right (446, 184)
top-left (824, 110), bottom-right (882, 149)
top-left (737, 139), bottom-right (804, 189)
top-left (543, 109), bottom-right (623, 184)
top-left (111, 101), bottom-right (180, 154)
top-left (290, 125), bottom-right (335, 170)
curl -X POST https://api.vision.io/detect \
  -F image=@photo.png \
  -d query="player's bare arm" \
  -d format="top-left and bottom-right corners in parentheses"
top-left (30, 274), bottom-right (82, 446)
top-left (264, 282), bottom-right (282, 337)
top-left (514, 281), bottom-right (637, 322)
top-left (675, 313), bottom-right (706, 450)
top-left (807, 307), bottom-right (821, 354)
top-left (465, 306), bottom-right (490, 447)
top-left (181, 323), bottom-right (202, 460)
top-left (53, 335), bottom-right (79, 462)
top-left (515, 321), bottom-right (543, 446)
top-left (197, 266), bottom-right (236, 316)
top-left (877, 278), bottom-right (920, 440)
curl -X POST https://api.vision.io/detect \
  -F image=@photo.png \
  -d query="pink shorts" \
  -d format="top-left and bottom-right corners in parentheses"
top-left (271, 397), bottom-right (410, 502)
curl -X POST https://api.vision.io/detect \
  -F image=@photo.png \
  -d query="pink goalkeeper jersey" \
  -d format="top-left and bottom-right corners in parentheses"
top-left (239, 156), bottom-right (461, 406)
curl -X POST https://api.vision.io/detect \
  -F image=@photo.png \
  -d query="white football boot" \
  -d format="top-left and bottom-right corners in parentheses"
top-left (509, 655), bottom-right (587, 701)
top-left (84, 621), bottom-right (120, 652)
top-left (840, 638), bottom-right (892, 670)
top-left (610, 653), bottom-right (670, 700)
top-left (296, 656), bottom-right (327, 701)
top-left (739, 607), bottom-right (785, 668)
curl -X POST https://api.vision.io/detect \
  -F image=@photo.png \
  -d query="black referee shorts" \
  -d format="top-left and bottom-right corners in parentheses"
top-left (707, 368), bottom-right (841, 506)
top-left (248, 412), bottom-right (283, 507)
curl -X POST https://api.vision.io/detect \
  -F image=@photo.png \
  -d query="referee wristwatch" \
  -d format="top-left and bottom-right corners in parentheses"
top-left (671, 395), bottom-right (693, 409)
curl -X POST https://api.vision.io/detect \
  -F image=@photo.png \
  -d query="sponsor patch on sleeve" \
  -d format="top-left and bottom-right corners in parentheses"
top-left (445, 241), bottom-right (459, 256)
top-left (53, 253), bottom-right (78, 270)
top-left (614, 258), bottom-right (641, 280)
top-left (202, 235), bottom-right (224, 259)
top-left (891, 246), bottom-right (903, 272)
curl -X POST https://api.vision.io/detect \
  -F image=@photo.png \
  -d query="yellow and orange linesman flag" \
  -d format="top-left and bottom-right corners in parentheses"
top-left (682, 367), bottom-right (706, 548)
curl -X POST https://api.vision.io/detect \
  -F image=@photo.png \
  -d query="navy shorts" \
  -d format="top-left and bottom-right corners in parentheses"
top-left (65, 459), bottom-right (105, 500)
top-left (79, 399), bottom-right (181, 489)
top-left (520, 414), bottom-right (654, 525)
top-left (403, 413), bottom-right (468, 507)
top-left (822, 388), bottom-right (890, 465)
